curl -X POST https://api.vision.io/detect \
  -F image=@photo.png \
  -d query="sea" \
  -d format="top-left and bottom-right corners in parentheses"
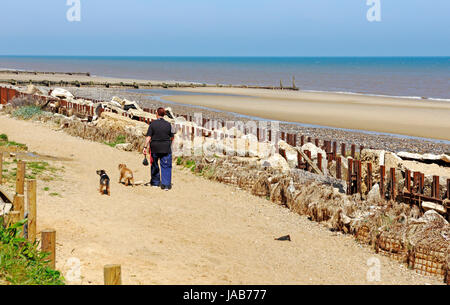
top-left (0, 56), bottom-right (449, 100)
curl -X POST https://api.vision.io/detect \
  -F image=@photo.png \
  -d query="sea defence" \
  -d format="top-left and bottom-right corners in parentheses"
top-left (1, 84), bottom-right (449, 284)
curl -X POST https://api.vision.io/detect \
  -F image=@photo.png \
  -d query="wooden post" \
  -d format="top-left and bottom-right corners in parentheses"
top-left (446, 179), bottom-right (450, 199)
top-left (27, 180), bottom-right (37, 243)
top-left (413, 171), bottom-right (420, 194)
top-left (336, 157), bottom-right (342, 180)
top-left (356, 160), bottom-right (362, 194)
top-left (317, 153), bottom-right (322, 172)
top-left (314, 139), bottom-right (319, 147)
top-left (332, 142), bottom-right (337, 160)
top-left (16, 160), bottom-right (26, 195)
top-left (420, 172), bottom-right (425, 194)
top-left (104, 264), bottom-right (122, 285)
top-left (347, 158), bottom-right (353, 195)
top-left (380, 165), bottom-right (385, 199)
top-left (41, 229), bottom-right (56, 269)
top-left (6, 211), bottom-right (20, 227)
top-left (0, 152), bottom-right (3, 185)
top-left (300, 135), bottom-right (304, 147)
top-left (305, 150), bottom-right (311, 172)
top-left (280, 149), bottom-right (287, 160)
top-left (297, 151), bottom-right (303, 169)
top-left (432, 175), bottom-right (440, 199)
top-left (390, 168), bottom-right (396, 200)
top-left (13, 194), bottom-right (25, 220)
top-left (292, 134), bottom-right (297, 147)
top-left (341, 143), bottom-right (346, 157)
top-left (351, 144), bottom-right (356, 159)
top-left (405, 169), bottom-right (411, 192)
top-left (367, 163), bottom-right (373, 193)
top-left (307, 137), bottom-right (311, 143)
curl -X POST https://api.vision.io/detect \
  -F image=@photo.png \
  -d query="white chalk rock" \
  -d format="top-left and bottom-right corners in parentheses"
top-left (111, 96), bottom-right (124, 107)
top-left (397, 151), bottom-right (450, 165)
top-left (301, 142), bottom-right (326, 161)
top-left (50, 88), bottom-right (74, 100)
top-left (259, 154), bottom-right (290, 172)
top-left (24, 85), bottom-right (45, 95)
top-left (115, 143), bottom-right (133, 151)
top-left (367, 184), bottom-right (381, 202)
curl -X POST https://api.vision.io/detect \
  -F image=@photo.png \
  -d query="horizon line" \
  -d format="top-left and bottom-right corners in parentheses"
top-left (0, 54), bottom-right (449, 58)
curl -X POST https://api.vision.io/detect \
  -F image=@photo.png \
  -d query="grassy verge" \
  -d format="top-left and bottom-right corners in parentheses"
top-left (0, 134), bottom-right (28, 151)
top-left (1, 160), bottom-right (63, 185)
top-left (103, 134), bottom-right (127, 148)
top-left (11, 106), bottom-right (43, 120)
top-left (176, 156), bottom-right (215, 178)
top-left (0, 219), bottom-right (64, 285)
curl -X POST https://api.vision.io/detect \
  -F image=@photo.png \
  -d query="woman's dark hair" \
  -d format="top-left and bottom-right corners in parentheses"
top-left (157, 107), bottom-right (165, 117)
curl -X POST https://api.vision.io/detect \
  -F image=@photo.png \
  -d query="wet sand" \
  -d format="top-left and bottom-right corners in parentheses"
top-left (163, 87), bottom-right (450, 141)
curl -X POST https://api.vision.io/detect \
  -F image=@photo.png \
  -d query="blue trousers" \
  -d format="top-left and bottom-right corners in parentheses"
top-left (151, 153), bottom-right (172, 187)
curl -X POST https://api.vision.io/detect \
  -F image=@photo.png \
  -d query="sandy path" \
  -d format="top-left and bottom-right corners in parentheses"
top-left (165, 87), bottom-right (450, 141)
top-left (0, 115), bottom-right (442, 285)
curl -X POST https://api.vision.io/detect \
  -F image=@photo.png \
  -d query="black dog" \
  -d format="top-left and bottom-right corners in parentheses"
top-left (96, 170), bottom-right (110, 196)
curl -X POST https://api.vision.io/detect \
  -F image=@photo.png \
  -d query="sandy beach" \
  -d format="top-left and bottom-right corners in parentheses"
top-left (164, 87), bottom-right (450, 141)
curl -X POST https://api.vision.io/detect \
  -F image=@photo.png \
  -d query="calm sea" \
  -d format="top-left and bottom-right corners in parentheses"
top-left (0, 56), bottom-right (449, 100)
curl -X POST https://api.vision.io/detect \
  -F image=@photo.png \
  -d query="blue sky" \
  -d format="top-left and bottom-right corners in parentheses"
top-left (1, 0), bottom-right (449, 56)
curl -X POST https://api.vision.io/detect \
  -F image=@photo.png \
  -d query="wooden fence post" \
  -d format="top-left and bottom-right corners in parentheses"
top-left (405, 169), bottom-right (411, 193)
top-left (390, 168), bottom-right (396, 200)
top-left (297, 151), bottom-right (303, 169)
top-left (432, 175), bottom-right (440, 199)
top-left (6, 211), bottom-right (20, 227)
top-left (13, 194), bottom-right (25, 220)
top-left (27, 179), bottom-right (37, 243)
top-left (0, 152), bottom-right (3, 185)
top-left (351, 144), bottom-right (356, 159)
top-left (420, 172), bottom-right (425, 194)
top-left (16, 160), bottom-right (26, 195)
top-left (347, 158), bottom-right (353, 195)
top-left (356, 160), bottom-right (362, 194)
top-left (447, 179), bottom-right (450, 199)
top-left (380, 165), bottom-right (385, 199)
top-left (104, 264), bottom-right (122, 285)
top-left (367, 163), bottom-right (373, 193)
top-left (341, 143), bottom-right (346, 157)
top-left (305, 150), bottom-right (311, 172)
top-left (332, 142), bottom-right (337, 160)
top-left (41, 229), bottom-right (56, 269)
top-left (336, 157), bottom-right (342, 180)
top-left (317, 153), bottom-right (322, 172)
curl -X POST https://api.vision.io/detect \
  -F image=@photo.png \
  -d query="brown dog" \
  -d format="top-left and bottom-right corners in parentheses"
top-left (96, 170), bottom-right (110, 196)
top-left (118, 164), bottom-right (134, 186)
